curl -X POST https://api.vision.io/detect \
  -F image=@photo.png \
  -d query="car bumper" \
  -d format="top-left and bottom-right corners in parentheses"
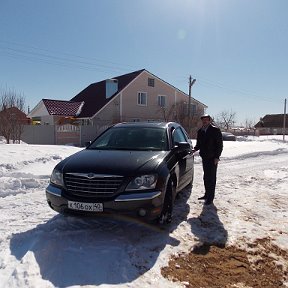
top-left (46, 184), bottom-right (163, 221)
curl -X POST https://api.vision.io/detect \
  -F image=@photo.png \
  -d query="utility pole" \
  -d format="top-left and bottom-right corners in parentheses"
top-left (188, 76), bottom-right (196, 135)
top-left (283, 98), bottom-right (287, 142)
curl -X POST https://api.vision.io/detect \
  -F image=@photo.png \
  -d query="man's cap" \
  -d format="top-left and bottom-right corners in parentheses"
top-left (200, 114), bottom-right (211, 120)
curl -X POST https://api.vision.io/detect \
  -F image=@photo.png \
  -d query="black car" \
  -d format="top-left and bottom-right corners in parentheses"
top-left (46, 122), bottom-right (194, 224)
top-left (222, 131), bottom-right (236, 141)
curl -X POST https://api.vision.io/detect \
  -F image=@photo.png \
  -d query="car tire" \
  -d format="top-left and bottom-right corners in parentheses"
top-left (158, 179), bottom-right (175, 225)
top-left (185, 179), bottom-right (193, 189)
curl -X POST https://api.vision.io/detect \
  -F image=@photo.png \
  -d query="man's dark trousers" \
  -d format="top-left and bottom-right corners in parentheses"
top-left (202, 158), bottom-right (218, 202)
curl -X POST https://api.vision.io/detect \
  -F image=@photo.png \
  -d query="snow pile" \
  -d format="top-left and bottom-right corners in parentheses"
top-left (0, 136), bottom-right (287, 287)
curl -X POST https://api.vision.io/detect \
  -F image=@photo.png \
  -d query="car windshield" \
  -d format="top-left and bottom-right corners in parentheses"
top-left (88, 126), bottom-right (168, 151)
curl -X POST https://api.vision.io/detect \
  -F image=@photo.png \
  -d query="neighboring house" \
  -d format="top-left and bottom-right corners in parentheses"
top-left (254, 114), bottom-right (288, 135)
top-left (26, 99), bottom-right (84, 145)
top-left (71, 69), bottom-right (206, 126)
top-left (27, 69), bottom-right (207, 145)
top-left (0, 107), bottom-right (30, 143)
top-left (28, 99), bottom-right (84, 125)
top-left (0, 107), bottom-right (30, 124)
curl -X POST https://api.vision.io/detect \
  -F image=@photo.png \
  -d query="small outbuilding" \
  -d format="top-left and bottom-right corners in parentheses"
top-left (254, 114), bottom-right (288, 135)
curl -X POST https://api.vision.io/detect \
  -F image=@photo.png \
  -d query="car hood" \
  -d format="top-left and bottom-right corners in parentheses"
top-left (60, 149), bottom-right (169, 175)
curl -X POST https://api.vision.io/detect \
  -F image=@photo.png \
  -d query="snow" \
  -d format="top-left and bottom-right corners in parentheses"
top-left (0, 135), bottom-right (287, 288)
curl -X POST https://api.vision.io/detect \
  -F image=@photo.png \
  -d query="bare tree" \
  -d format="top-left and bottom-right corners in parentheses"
top-left (0, 89), bottom-right (26, 144)
top-left (157, 103), bottom-right (178, 122)
top-left (165, 101), bottom-right (200, 137)
top-left (244, 118), bottom-right (255, 129)
top-left (215, 110), bottom-right (236, 130)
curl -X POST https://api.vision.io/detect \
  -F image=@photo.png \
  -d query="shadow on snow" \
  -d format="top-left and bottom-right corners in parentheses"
top-left (188, 204), bottom-right (228, 254)
top-left (9, 188), bottom-right (191, 287)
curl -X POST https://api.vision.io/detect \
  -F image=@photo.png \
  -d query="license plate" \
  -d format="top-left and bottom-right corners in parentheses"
top-left (68, 201), bottom-right (103, 212)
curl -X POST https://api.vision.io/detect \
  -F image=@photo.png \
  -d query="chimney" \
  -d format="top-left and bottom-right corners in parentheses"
top-left (106, 79), bottom-right (118, 98)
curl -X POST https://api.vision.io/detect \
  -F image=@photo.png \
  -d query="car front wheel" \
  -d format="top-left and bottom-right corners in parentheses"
top-left (158, 179), bottom-right (175, 225)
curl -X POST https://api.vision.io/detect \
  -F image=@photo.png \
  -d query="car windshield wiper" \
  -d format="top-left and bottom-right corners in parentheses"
top-left (87, 146), bottom-right (110, 150)
top-left (88, 146), bottom-right (160, 151)
top-left (87, 146), bottom-right (137, 151)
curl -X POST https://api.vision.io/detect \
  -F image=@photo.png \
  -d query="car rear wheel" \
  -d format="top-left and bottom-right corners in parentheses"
top-left (158, 179), bottom-right (175, 225)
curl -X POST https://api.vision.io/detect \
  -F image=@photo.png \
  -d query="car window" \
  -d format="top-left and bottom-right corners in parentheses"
top-left (88, 126), bottom-right (168, 151)
top-left (172, 127), bottom-right (187, 144)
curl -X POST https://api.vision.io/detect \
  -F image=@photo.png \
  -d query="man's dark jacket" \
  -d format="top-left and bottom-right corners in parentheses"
top-left (194, 124), bottom-right (223, 159)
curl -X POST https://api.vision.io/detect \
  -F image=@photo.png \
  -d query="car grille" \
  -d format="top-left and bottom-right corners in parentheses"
top-left (64, 173), bottom-right (124, 197)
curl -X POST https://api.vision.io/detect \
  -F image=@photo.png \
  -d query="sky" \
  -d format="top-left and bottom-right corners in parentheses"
top-left (0, 135), bottom-right (287, 287)
top-left (0, 0), bottom-right (288, 125)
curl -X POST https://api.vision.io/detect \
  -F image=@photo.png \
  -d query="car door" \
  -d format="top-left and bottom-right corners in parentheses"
top-left (172, 126), bottom-right (194, 189)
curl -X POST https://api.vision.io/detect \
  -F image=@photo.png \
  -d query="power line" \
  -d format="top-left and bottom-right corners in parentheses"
top-left (163, 71), bottom-right (276, 103)
top-left (0, 40), bottom-right (139, 73)
top-left (0, 40), bottom-right (278, 104)
top-left (197, 77), bottom-right (275, 103)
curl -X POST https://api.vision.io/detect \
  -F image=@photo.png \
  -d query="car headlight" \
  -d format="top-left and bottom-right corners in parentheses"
top-left (125, 174), bottom-right (157, 191)
top-left (50, 168), bottom-right (64, 187)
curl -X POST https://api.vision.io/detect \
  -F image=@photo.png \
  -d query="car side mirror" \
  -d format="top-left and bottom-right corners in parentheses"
top-left (173, 142), bottom-right (191, 151)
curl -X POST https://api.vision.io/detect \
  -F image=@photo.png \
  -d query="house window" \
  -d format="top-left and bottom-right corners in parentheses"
top-left (132, 118), bottom-right (140, 122)
top-left (158, 95), bottom-right (166, 107)
top-left (137, 92), bottom-right (147, 106)
top-left (185, 103), bottom-right (197, 116)
top-left (191, 104), bottom-right (196, 115)
top-left (81, 119), bottom-right (91, 126)
top-left (148, 78), bottom-right (155, 87)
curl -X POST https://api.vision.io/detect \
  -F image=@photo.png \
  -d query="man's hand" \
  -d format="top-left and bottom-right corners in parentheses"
top-left (191, 149), bottom-right (197, 155)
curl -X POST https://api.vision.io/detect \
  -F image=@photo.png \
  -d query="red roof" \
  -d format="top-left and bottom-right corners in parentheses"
top-left (43, 99), bottom-right (84, 116)
top-left (0, 107), bottom-right (30, 124)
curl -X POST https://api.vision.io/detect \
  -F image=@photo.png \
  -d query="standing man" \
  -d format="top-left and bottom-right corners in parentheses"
top-left (193, 114), bottom-right (223, 205)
